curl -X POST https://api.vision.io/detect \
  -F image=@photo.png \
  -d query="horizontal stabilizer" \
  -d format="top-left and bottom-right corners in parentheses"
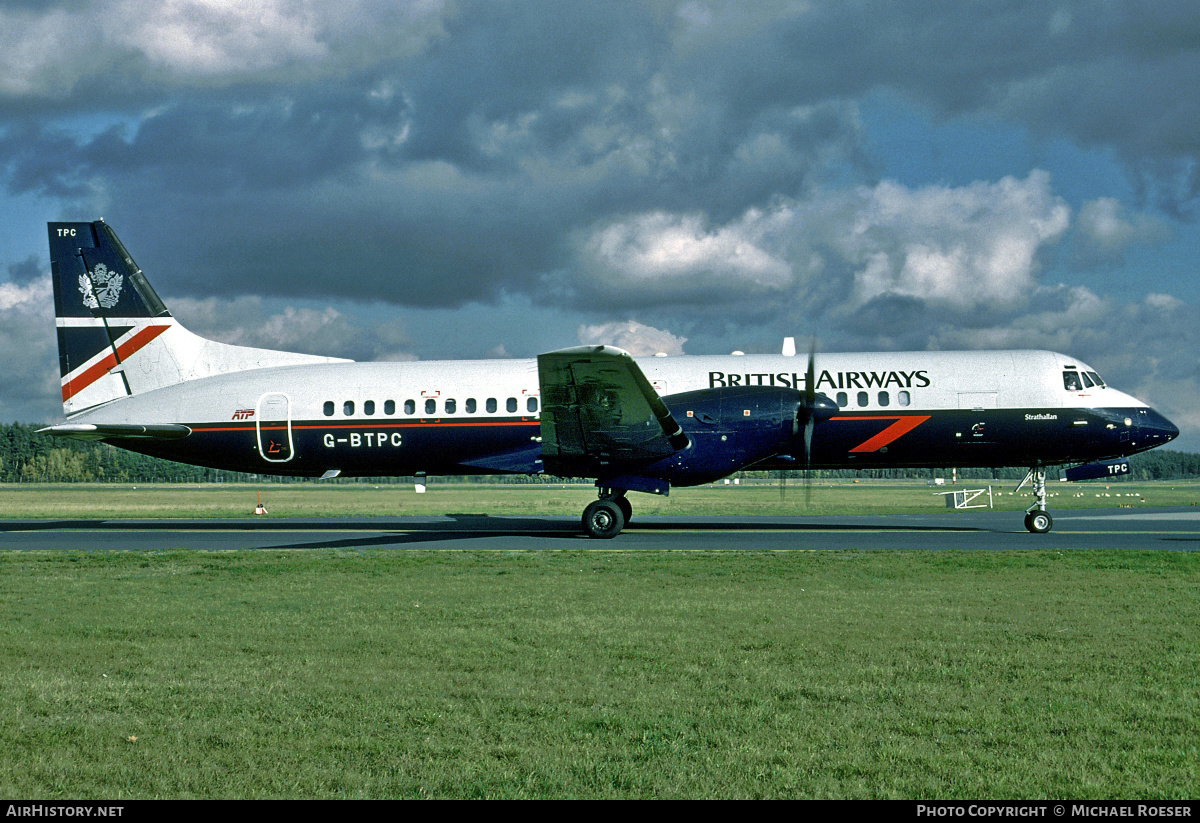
top-left (38, 422), bottom-right (192, 441)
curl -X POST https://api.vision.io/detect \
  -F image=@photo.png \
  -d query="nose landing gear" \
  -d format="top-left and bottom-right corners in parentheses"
top-left (1020, 467), bottom-right (1053, 534)
top-left (1024, 508), bottom-right (1053, 534)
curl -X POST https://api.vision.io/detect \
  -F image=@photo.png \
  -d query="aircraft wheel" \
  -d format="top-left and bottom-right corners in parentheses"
top-left (1024, 511), bottom-right (1053, 534)
top-left (583, 499), bottom-right (625, 539)
top-left (615, 496), bottom-right (632, 525)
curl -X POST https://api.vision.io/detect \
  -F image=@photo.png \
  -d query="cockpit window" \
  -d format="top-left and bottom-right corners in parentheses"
top-left (1080, 372), bottom-right (1095, 389)
top-left (1087, 371), bottom-right (1105, 388)
top-left (1063, 371), bottom-right (1082, 391)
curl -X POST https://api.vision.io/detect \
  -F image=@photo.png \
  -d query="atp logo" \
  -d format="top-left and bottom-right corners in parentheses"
top-left (79, 264), bottom-right (124, 310)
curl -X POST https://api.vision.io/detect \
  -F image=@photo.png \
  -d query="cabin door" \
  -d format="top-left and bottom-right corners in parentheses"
top-left (256, 392), bottom-right (294, 463)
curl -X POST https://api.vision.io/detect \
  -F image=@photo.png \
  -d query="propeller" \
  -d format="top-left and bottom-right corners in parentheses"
top-left (793, 337), bottom-right (840, 505)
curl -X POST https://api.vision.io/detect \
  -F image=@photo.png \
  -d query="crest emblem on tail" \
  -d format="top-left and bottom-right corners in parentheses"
top-left (78, 264), bottom-right (124, 309)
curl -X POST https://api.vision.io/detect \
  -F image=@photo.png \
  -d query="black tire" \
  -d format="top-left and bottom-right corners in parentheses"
top-left (1025, 511), bottom-right (1053, 534)
top-left (614, 496), bottom-right (632, 525)
top-left (582, 499), bottom-right (625, 539)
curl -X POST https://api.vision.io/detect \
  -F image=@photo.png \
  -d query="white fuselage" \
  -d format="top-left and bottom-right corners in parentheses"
top-left (67, 346), bottom-right (1173, 480)
top-left (74, 349), bottom-right (1147, 429)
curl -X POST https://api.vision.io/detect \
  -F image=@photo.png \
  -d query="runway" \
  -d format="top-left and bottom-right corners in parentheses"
top-left (4, 507), bottom-right (1200, 551)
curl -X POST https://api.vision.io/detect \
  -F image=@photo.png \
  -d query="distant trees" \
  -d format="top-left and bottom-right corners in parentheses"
top-left (1124, 448), bottom-right (1200, 480)
top-left (2, 421), bottom-right (1199, 483)
top-left (0, 423), bottom-right (251, 483)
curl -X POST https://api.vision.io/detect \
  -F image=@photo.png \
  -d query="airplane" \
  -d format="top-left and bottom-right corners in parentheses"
top-left (39, 220), bottom-right (1180, 537)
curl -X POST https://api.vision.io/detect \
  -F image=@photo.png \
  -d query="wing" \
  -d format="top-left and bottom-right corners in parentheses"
top-left (37, 423), bottom-right (192, 441)
top-left (537, 345), bottom-right (687, 477)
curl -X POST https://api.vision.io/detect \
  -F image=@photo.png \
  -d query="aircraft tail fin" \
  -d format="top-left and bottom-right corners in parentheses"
top-left (50, 221), bottom-right (170, 322)
top-left (48, 220), bottom-right (350, 416)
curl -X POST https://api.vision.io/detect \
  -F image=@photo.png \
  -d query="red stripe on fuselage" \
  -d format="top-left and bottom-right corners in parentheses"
top-left (831, 415), bottom-right (931, 453)
top-left (61, 324), bottom-right (171, 402)
top-left (189, 420), bottom-right (541, 433)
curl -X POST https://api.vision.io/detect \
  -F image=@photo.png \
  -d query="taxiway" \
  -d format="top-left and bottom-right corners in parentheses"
top-left (3, 507), bottom-right (1200, 551)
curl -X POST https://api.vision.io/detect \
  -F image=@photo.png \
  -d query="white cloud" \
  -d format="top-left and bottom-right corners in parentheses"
top-left (0, 275), bottom-right (58, 421)
top-left (0, 9), bottom-right (75, 96)
top-left (0, 1), bottom-right (448, 98)
top-left (0, 275), bottom-right (52, 312)
top-left (837, 173), bottom-right (1070, 311)
top-left (1143, 292), bottom-right (1183, 312)
top-left (576, 320), bottom-right (687, 356)
top-left (111, 0), bottom-right (328, 76)
top-left (586, 209), bottom-right (793, 289)
top-left (171, 296), bottom-right (368, 358)
top-left (925, 285), bottom-right (1110, 352)
top-left (575, 171), bottom-right (1071, 320)
top-left (1078, 197), bottom-right (1134, 250)
top-left (1076, 197), bottom-right (1172, 255)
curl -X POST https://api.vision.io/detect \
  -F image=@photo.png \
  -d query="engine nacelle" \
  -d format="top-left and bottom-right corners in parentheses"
top-left (598, 386), bottom-right (806, 491)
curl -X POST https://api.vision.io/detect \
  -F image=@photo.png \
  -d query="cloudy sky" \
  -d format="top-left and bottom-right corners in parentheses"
top-left (3, 1), bottom-right (1199, 449)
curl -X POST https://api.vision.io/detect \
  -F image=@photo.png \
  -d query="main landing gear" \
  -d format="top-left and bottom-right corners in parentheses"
top-left (582, 489), bottom-right (631, 539)
top-left (1021, 466), bottom-right (1053, 534)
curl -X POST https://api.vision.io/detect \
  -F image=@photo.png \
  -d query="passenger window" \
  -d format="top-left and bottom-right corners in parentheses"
top-left (857, 391), bottom-right (868, 407)
top-left (527, 397), bottom-right (538, 413)
top-left (343, 401), bottom-right (354, 416)
top-left (898, 391), bottom-right (911, 407)
top-left (446, 399), bottom-right (456, 414)
top-left (466, 398), bottom-right (477, 414)
top-left (1063, 371), bottom-right (1082, 391)
top-left (364, 400), bottom-right (375, 415)
top-left (878, 391), bottom-right (889, 407)
top-left (323, 401), bottom-right (334, 417)
top-left (384, 400), bottom-right (395, 415)
top-left (404, 399), bottom-right (415, 415)
top-left (425, 398), bottom-right (436, 415)
top-left (486, 398), bottom-right (497, 413)
top-left (507, 397), bottom-right (517, 413)
top-left (836, 392), bottom-right (847, 408)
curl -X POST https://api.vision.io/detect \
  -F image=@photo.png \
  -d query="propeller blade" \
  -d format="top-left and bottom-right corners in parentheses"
top-left (805, 336), bottom-right (817, 407)
top-left (804, 415), bottom-right (814, 506)
top-left (794, 337), bottom-right (839, 507)
top-left (804, 338), bottom-right (817, 506)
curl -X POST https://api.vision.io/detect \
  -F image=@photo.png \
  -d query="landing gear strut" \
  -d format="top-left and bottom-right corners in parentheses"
top-left (1021, 467), bottom-right (1053, 534)
top-left (582, 489), bottom-right (631, 539)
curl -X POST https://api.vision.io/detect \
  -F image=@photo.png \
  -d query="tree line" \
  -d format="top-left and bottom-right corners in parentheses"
top-left (0, 423), bottom-right (250, 483)
top-left (2, 421), bottom-right (1198, 483)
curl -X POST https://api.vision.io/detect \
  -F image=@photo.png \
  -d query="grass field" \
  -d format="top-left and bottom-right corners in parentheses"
top-left (1, 483), bottom-right (1198, 798)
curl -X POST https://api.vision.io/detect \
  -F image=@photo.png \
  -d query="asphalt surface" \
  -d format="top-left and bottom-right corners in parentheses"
top-left (3, 507), bottom-right (1200, 551)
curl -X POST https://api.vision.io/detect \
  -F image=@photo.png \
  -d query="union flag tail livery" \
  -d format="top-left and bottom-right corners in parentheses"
top-left (42, 220), bottom-right (1180, 537)
top-left (49, 221), bottom-right (346, 414)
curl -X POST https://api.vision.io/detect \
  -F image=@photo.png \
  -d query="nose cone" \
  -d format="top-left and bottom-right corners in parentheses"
top-left (1141, 408), bottom-right (1180, 447)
